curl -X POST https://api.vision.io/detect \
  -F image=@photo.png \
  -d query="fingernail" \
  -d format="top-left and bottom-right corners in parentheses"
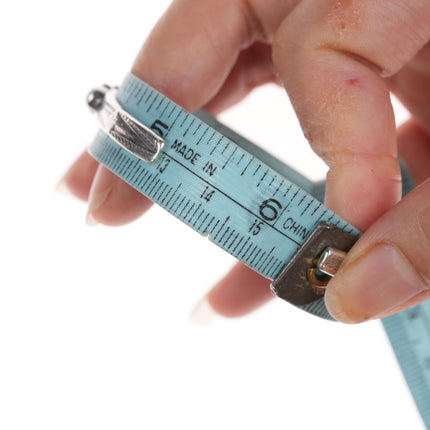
top-left (56, 163), bottom-right (78, 197)
top-left (85, 211), bottom-right (99, 226)
top-left (56, 178), bottom-right (72, 196)
top-left (189, 297), bottom-right (217, 326)
top-left (86, 180), bottom-right (114, 226)
top-left (56, 157), bottom-right (81, 197)
top-left (325, 244), bottom-right (426, 323)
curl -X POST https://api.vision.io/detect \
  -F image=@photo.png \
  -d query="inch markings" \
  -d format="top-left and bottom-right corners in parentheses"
top-left (89, 73), bottom-right (361, 284)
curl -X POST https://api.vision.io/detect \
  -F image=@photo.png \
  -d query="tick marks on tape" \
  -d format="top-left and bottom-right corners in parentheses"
top-left (119, 109), bottom-right (316, 244)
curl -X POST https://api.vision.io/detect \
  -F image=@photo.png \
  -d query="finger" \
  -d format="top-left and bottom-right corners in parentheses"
top-left (325, 178), bottom-right (430, 323)
top-left (272, 0), bottom-right (430, 230)
top-left (86, 164), bottom-right (153, 226)
top-left (192, 118), bottom-right (430, 321)
top-left (388, 43), bottom-right (430, 135)
top-left (132, 0), bottom-right (300, 109)
top-left (204, 42), bottom-right (280, 114)
top-left (88, 0), bottom-right (299, 225)
top-left (194, 262), bottom-right (273, 319)
top-left (398, 119), bottom-right (430, 185)
top-left (57, 150), bottom-right (99, 201)
top-left (327, 118), bottom-right (430, 321)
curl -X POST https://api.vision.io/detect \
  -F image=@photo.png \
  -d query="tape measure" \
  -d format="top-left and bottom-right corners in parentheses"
top-left (87, 73), bottom-right (430, 428)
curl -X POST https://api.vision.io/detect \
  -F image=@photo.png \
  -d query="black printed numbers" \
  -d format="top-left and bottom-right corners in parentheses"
top-left (156, 156), bottom-right (170, 174)
top-left (151, 120), bottom-right (169, 138)
top-left (259, 199), bottom-right (282, 222)
top-left (200, 186), bottom-right (215, 203)
top-left (249, 220), bottom-right (263, 236)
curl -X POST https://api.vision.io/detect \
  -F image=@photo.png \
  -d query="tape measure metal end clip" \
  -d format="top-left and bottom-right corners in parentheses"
top-left (271, 222), bottom-right (356, 306)
top-left (87, 85), bottom-right (164, 163)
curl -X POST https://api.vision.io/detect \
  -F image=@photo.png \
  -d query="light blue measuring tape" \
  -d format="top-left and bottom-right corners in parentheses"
top-left (87, 73), bottom-right (430, 428)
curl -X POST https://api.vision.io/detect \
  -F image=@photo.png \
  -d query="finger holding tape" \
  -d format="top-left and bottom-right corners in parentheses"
top-left (272, 0), bottom-right (430, 231)
top-left (192, 263), bottom-right (273, 321)
top-left (388, 43), bottom-right (430, 137)
top-left (203, 42), bottom-right (281, 115)
top-left (196, 121), bottom-right (430, 321)
top-left (73, 0), bottom-right (301, 226)
top-left (58, 150), bottom-right (99, 201)
top-left (325, 179), bottom-right (430, 323)
top-left (86, 165), bottom-right (153, 226)
top-left (398, 119), bottom-right (430, 186)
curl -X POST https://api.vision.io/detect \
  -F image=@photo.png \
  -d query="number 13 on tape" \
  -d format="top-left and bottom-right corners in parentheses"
top-left (87, 74), bottom-right (430, 428)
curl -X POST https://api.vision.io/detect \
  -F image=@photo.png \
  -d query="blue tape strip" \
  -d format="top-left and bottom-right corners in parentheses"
top-left (88, 73), bottom-right (430, 428)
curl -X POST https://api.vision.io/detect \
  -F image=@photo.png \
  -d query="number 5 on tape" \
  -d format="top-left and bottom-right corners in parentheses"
top-left (87, 76), bottom-right (361, 320)
top-left (87, 74), bottom-right (430, 429)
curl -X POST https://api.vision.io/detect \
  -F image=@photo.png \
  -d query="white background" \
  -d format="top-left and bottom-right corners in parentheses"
top-left (0, 1), bottom-right (423, 429)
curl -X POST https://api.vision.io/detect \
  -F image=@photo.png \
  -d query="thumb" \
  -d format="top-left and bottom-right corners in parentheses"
top-left (325, 179), bottom-right (430, 323)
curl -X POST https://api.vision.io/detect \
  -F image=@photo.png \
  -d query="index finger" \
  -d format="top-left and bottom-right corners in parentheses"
top-left (83, 0), bottom-right (299, 225)
top-left (132, 0), bottom-right (296, 111)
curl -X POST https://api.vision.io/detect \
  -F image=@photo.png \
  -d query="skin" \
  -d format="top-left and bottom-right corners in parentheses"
top-left (61, 0), bottom-right (430, 323)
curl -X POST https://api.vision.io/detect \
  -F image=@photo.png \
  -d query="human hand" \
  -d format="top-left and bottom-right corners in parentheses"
top-left (59, 0), bottom-right (430, 323)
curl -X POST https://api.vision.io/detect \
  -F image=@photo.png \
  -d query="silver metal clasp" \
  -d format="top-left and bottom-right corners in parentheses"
top-left (271, 222), bottom-right (357, 306)
top-left (317, 247), bottom-right (347, 277)
top-left (87, 85), bottom-right (164, 163)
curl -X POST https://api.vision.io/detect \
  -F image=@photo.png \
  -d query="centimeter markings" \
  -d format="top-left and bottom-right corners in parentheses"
top-left (92, 74), bottom-right (430, 427)
top-left (92, 133), bottom-right (287, 279)
top-left (383, 303), bottom-right (430, 426)
top-left (90, 73), bottom-right (360, 282)
top-left (90, 73), bottom-right (430, 429)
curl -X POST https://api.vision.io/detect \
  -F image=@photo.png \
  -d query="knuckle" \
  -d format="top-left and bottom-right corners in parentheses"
top-left (273, 0), bottom-right (430, 78)
top-left (271, 18), bottom-right (307, 72)
top-left (271, 27), bottom-right (287, 71)
top-left (236, 0), bottom-right (268, 45)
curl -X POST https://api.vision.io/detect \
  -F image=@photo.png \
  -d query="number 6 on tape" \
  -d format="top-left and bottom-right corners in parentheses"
top-left (87, 74), bottom-right (361, 320)
top-left (87, 73), bottom-right (430, 429)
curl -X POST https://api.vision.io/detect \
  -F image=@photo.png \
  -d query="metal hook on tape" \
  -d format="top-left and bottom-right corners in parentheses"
top-left (86, 74), bottom-right (430, 428)
top-left (88, 86), bottom-right (164, 163)
top-left (271, 221), bottom-right (355, 306)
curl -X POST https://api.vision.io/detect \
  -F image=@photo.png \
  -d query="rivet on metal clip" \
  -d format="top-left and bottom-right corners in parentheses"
top-left (271, 222), bottom-right (357, 306)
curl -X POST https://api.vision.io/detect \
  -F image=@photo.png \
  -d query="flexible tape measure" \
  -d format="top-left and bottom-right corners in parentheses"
top-left (87, 73), bottom-right (430, 428)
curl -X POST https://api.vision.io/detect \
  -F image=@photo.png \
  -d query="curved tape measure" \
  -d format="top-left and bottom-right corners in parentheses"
top-left (88, 73), bottom-right (430, 428)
